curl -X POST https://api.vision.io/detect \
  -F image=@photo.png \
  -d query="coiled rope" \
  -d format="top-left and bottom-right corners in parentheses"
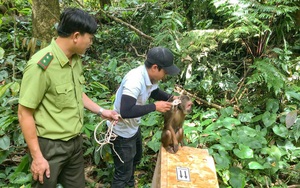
top-left (94, 99), bottom-right (181, 164)
top-left (94, 119), bottom-right (124, 163)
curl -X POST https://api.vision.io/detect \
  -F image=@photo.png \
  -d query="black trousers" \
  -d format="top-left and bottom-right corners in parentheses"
top-left (111, 128), bottom-right (142, 188)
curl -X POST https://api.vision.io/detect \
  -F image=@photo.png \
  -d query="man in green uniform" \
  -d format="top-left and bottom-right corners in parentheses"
top-left (18, 8), bottom-right (118, 188)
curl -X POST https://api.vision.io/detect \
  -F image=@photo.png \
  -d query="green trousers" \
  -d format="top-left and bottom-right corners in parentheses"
top-left (30, 135), bottom-right (85, 188)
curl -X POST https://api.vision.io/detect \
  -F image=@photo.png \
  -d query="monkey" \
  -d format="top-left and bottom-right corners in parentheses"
top-left (161, 95), bottom-right (193, 153)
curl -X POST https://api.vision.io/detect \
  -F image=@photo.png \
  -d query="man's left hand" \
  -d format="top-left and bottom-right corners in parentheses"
top-left (101, 110), bottom-right (119, 124)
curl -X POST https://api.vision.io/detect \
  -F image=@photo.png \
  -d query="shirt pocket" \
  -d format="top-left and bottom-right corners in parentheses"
top-left (55, 83), bottom-right (75, 108)
top-left (79, 75), bottom-right (85, 85)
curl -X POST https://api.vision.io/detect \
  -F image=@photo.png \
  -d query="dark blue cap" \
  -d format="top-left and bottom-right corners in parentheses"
top-left (146, 47), bottom-right (180, 76)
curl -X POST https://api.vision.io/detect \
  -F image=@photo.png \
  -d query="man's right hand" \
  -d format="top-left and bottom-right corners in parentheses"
top-left (31, 156), bottom-right (50, 184)
top-left (154, 101), bottom-right (172, 112)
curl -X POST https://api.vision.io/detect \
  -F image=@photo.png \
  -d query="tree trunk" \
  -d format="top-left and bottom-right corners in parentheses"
top-left (182, 0), bottom-right (194, 31)
top-left (296, 2), bottom-right (300, 27)
top-left (32, 0), bottom-right (60, 42)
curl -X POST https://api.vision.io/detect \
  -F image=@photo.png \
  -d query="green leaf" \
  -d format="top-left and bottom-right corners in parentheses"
top-left (0, 82), bottom-right (14, 99)
top-left (266, 99), bottom-right (279, 113)
top-left (251, 114), bottom-right (262, 122)
top-left (220, 107), bottom-right (234, 116)
top-left (0, 116), bottom-right (18, 132)
top-left (272, 125), bottom-right (288, 138)
top-left (248, 161), bottom-right (265, 169)
top-left (213, 150), bottom-right (231, 170)
top-left (0, 150), bottom-right (10, 164)
top-left (295, 162), bottom-right (300, 170)
top-left (240, 126), bottom-right (257, 137)
top-left (233, 144), bottom-right (253, 159)
top-left (147, 130), bottom-right (162, 152)
top-left (292, 123), bottom-right (300, 142)
top-left (89, 81), bottom-right (109, 90)
top-left (108, 58), bottom-right (118, 72)
top-left (262, 111), bottom-right (276, 127)
top-left (14, 155), bottom-right (29, 173)
top-left (9, 172), bottom-right (31, 184)
top-left (84, 128), bottom-right (91, 139)
top-left (285, 91), bottom-right (300, 101)
top-left (141, 113), bottom-right (158, 127)
top-left (229, 167), bottom-right (246, 188)
top-left (83, 147), bottom-right (94, 156)
top-left (93, 149), bottom-right (101, 165)
top-left (147, 140), bottom-right (161, 152)
top-left (8, 155), bottom-right (30, 184)
top-left (10, 82), bottom-right (20, 96)
top-left (203, 122), bottom-right (220, 132)
top-left (85, 123), bottom-right (95, 131)
top-left (0, 47), bottom-right (4, 59)
top-left (184, 126), bottom-right (199, 143)
top-left (215, 117), bottom-right (240, 130)
top-left (211, 144), bottom-right (227, 151)
top-left (269, 145), bottom-right (282, 161)
top-left (173, 18), bottom-right (184, 28)
top-left (219, 135), bottom-right (235, 150)
top-left (238, 113), bottom-right (254, 123)
top-left (0, 135), bottom-right (10, 150)
top-left (261, 145), bottom-right (283, 162)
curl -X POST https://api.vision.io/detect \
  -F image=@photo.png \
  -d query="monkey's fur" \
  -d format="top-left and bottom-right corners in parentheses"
top-left (161, 95), bottom-right (193, 153)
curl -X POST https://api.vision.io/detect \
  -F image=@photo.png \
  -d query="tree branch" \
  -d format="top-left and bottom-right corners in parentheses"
top-left (98, 9), bottom-right (154, 41)
top-left (287, 185), bottom-right (300, 188)
top-left (174, 85), bottom-right (222, 109)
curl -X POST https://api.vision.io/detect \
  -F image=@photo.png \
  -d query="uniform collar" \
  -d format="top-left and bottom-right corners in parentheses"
top-left (50, 38), bottom-right (79, 67)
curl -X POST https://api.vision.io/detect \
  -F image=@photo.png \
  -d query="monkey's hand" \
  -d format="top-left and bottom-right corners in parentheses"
top-left (173, 144), bottom-right (179, 153)
top-left (166, 146), bottom-right (175, 154)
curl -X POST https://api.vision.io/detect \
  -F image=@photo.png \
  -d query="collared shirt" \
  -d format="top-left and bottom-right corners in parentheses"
top-left (19, 38), bottom-right (85, 141)
top-left (108, 65), bottom-right (158, 138)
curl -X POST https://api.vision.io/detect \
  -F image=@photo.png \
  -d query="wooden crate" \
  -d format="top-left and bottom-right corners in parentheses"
top-left (151, 146), bottom-right (219, 188)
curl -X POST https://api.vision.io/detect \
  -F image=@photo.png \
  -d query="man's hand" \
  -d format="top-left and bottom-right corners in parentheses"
top-left (31, 156), bottom-right (50, 184)
top-left (18, 104), bottom-right (50, 184)
top-left (101, 110), bottom-right (119, 124)
top-left (154, 101), bottom-right (172, 112)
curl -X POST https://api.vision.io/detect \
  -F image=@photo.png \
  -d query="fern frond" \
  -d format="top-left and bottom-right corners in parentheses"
top-left (247, 58), bottom-right (287, 95)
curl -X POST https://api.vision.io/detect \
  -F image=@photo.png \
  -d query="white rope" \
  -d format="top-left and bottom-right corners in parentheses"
top-left (172, 99), bottom-right (181, 106)
top-left (171, 98), bottom-right (181, 110)
top-left (94, 119), bottom-right (124, 163)
top-left (93, 99), bottom-right (181, 163)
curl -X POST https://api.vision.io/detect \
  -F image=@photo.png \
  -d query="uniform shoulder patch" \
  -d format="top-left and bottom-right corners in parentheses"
top-left (37, 52), bottom-right (53, 70)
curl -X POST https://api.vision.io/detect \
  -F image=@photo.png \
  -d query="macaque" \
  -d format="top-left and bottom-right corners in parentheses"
top-left (161, 95), bottom-right (193, 153)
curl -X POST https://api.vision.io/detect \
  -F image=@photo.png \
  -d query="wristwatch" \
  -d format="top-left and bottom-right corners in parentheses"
top-left (97, 107), bottom-right (104, 116)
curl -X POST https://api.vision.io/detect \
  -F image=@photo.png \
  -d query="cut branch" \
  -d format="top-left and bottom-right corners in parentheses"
top-left (98, 9), bottom-right (154, 41)
top-left (174, 85), bottom-right (222, 109)
top-left (287, 185), bottom-right (300, 188)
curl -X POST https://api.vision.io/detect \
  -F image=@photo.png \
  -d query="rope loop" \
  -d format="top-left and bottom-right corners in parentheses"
top-left (94, 119), bottom-right (124, 163)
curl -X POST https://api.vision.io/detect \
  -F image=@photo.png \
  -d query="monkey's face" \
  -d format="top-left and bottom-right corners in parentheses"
top-left (179, 95), bottom-right (193, 115)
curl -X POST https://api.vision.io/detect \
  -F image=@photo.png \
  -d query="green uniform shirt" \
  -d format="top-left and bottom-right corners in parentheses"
top-left (19, 38), bottom-right (85, 141)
